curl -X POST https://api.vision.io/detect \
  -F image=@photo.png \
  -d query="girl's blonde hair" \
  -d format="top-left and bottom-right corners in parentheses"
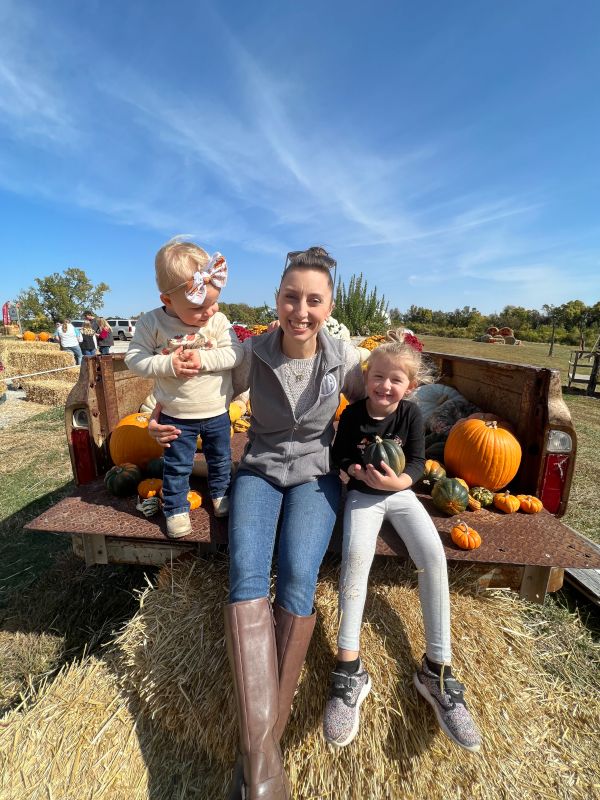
top-left (155, 238), bottom-right (210, 294)
top-left (81, 322), bottom-right (95, 335)
top-left (98, 317), bottom-right (109, 330)
top-left (366, 329), bottom-right (433, 386)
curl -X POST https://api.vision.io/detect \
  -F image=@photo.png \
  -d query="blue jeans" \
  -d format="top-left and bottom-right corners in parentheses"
top-left (99, 345), bottom-right (111, 355)
top-left (229, 470), bottom-right (341, 615)
top-left (159, 411), bottom-right (232, 516)
top-left (62, 345), bottom-right (83, 365)
top-left (82, 349), bottom-right (96, 357)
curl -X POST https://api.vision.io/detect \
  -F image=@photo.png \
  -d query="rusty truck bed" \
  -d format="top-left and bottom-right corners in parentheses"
top-left (25, 436), bottom-right (600, 604)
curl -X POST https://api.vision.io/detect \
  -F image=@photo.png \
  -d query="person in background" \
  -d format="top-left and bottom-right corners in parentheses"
top-left (80, 321), bottom-right (98, 356)
top-left (55, 319), bottom-right (83, 365)
top-left (83, 310), bottom-right (100, 334)
top-left (96, 318), bottom-right (114, 355)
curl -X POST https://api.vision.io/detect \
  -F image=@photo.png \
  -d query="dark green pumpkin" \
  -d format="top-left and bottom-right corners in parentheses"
top-left (104, 463), bottom-right (143, 497)
top-left (363, 436), bottom-right (406, 476)
top-left (470, 486), bottom-right (494, 507)
top-left (145, 456), bottom-right (164, 479)
top-left (423, 459), bottom-right (446, 484)
top-left (431, 477), bottom-right (469, 515)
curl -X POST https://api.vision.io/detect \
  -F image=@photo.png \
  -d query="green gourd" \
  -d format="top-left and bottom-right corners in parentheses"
top-left (470, 486), bottom-right (495, 508)
top-left (104, 463), bottom-right (143, 497)
top-left (431, 477), bottom-right (469, 515)
top-left (363, 436), bottom-right (406, 476)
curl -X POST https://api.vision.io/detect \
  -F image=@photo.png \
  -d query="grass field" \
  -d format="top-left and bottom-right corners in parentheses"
top-left (0, 337), bottom-right (598, 796)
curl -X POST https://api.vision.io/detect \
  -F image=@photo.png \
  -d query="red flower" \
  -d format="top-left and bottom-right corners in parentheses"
top-left (403, 333), bottom-right (424, 352)
top-left (232, 324), bottom-right (254, 342)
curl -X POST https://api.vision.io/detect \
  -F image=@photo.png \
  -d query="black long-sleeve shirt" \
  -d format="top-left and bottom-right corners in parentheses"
top-left (332, 398), bottom-right (425, 495)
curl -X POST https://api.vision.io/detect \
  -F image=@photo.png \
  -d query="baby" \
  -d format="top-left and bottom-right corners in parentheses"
top-left (125, 239), bottom-right (243, 538)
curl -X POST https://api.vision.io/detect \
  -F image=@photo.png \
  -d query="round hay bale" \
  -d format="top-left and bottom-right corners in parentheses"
top-left (111, 558), bottom-right (600, 800)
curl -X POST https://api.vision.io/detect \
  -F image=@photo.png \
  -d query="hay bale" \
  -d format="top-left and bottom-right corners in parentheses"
top-left (0, 656), bottom-right (229, 800)
top-left (19, 378), bottom-right (76, 406)
top-left (2, 349), bottom-right (77, 388)
top-left (111, 558), bottom-right (600, 800)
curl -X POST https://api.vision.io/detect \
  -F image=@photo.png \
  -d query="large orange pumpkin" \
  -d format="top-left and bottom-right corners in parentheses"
top-left (444, 418), bottom-right (522, 491)
top-left (22, 331), bottom-right (36, 341)
top-left (38, 331), bottom-right (51, 342)
top-left (109, 412), bottom-right (164, 468)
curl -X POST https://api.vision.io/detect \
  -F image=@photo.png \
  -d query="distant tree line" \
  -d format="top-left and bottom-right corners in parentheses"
top-left (388, 300), bottom-right (600, 348)
top-left (13, 267), bottom-right (600, 348)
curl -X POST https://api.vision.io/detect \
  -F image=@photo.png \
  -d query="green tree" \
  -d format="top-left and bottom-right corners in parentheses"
top-left (18, 268), bottom-right (110, 329)
top-left (558, 300), bottom-right (591, 348)
top-left (334, 273), bottom-right (389, 335)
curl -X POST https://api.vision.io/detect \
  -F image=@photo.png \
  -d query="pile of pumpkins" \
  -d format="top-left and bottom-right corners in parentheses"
top-left (103, 400), bottom-right (250, 506)
top-left (421, 413), bottom-right (543, 550)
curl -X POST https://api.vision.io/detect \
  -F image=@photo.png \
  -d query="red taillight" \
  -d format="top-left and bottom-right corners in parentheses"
top-left (71, 428), bottom-right (96, 484)
top-left (539, 453), bottom-right (570, 514)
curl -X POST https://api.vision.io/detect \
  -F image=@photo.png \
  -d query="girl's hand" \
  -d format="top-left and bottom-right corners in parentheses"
top-left (171, 346), bottom-right (202, 377)
top-left (362, 462), bottom-right (407, 491)
top-left (148, 402), bottom-right (181, 447)
top-left (347, 463), bottom-right (367, 483)
top-left (267, 319), bottom-right (280, 332)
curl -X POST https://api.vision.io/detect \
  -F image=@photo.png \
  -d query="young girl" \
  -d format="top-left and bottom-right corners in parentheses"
top-left (125, 239), bottom-right (243, 538)
top-left (96, 318), bottom-right (114, 355)
top-left (323, 335), bottom-right (481, 753)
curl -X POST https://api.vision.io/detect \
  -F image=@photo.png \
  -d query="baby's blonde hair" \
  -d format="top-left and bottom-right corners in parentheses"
top-left (155, 238), bottom-right (210, 294)
top-left (366, 329), bottom-right (433, 386)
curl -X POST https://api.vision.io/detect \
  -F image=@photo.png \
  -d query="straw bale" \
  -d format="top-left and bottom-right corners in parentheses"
top-left (0, 656), bottom-right (228, 800)
top-left (19, 378), bottom-right (76, 406)
top-left (0, 339), bottom-right (60, 359)
top-left (3, 350), bottom-right (78, 388)
top-left (0, 382), bottom-right (5, 397)
top-left (111, 558), bottom-right (600, 800)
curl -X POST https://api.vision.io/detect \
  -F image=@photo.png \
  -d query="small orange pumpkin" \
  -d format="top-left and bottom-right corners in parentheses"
top-left (37, 331), bottom-right (51, 342)
top-left (517, 494), bottom-right (543, 514)
top-left (450, 520), bottom-right (481, 550)
top-left (493, 491), bottom-right (520, 514)
top-left (23, 331), bottom-right (36, 341)
top-left (138, 478), bottom-right (163, 499)
top-left (187, 490), bottom-right (202, 510)
top-left (335, 393), bottom-right (349, 421)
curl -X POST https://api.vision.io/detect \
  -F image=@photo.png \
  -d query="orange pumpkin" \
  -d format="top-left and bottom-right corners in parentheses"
top-left (517, 494), bottom-right (543, 514)
top-left (109, 412), bottom-right (164, 468)
top-left (450, 520), bottom-right (481, 550)
top-left (335, 393), bottom-right (349, 421)
top-left (137, 478), bottom-right (163, 499)
top-left (187, 490), bottom-right (202, 510)
top-left (493, 491), bottom-right (520, 514)
top-left (22, 331), bottom-right (36, 341)
top-left (444, 418), bottom-right (522, 491)
top-left (37, 331), bottom-right (51, 342)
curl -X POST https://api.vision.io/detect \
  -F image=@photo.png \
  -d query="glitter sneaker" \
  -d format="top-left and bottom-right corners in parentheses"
top-left (165, 512), bottom-right (192, 539)
top-left (413, 656), bottom-right (481, 752)
top-left (323, 660), bottom-right (372, 747)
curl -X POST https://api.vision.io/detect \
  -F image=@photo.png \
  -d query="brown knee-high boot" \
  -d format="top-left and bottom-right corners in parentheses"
top-left (273, 604), bottom-right (317, 742)
top-left (227, 605), bottom-right (316, 799)
top-left (224, 598), bottom-right (290, 800)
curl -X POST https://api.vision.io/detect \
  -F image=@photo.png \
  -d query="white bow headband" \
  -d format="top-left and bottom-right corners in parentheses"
top-left (166, 252), bottom-right (228, 306)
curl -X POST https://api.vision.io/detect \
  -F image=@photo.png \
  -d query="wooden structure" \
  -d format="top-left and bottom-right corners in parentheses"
top-left (567, 350), bottom-right (600, 394)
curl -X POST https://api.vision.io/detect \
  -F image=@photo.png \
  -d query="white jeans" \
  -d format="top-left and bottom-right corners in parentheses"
top-left (338, 489), bottom-right (452, 664)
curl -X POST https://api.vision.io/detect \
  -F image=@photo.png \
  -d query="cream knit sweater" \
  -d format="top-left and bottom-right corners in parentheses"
top-left (124, 307), bottom-right (243, 419)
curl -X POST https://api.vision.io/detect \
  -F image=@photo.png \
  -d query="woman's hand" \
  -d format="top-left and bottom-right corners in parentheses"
top-left (267, 319), bottom-right (280, 332)
top-left (148, 402), bottom-right (181, 448)
top-left (171, 346), bottom-right (202, 378)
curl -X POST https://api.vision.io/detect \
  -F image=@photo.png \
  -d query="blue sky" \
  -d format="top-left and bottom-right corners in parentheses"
top-left (1, 0), bottom-right (599, 317)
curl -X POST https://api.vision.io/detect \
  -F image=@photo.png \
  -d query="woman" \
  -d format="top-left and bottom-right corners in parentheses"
top-left (55, 319), bottom-right (83, 365)
top-left (150, 247), bottom-right (364, 799)
top-left (96, 318), bottom-right (114, 355)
